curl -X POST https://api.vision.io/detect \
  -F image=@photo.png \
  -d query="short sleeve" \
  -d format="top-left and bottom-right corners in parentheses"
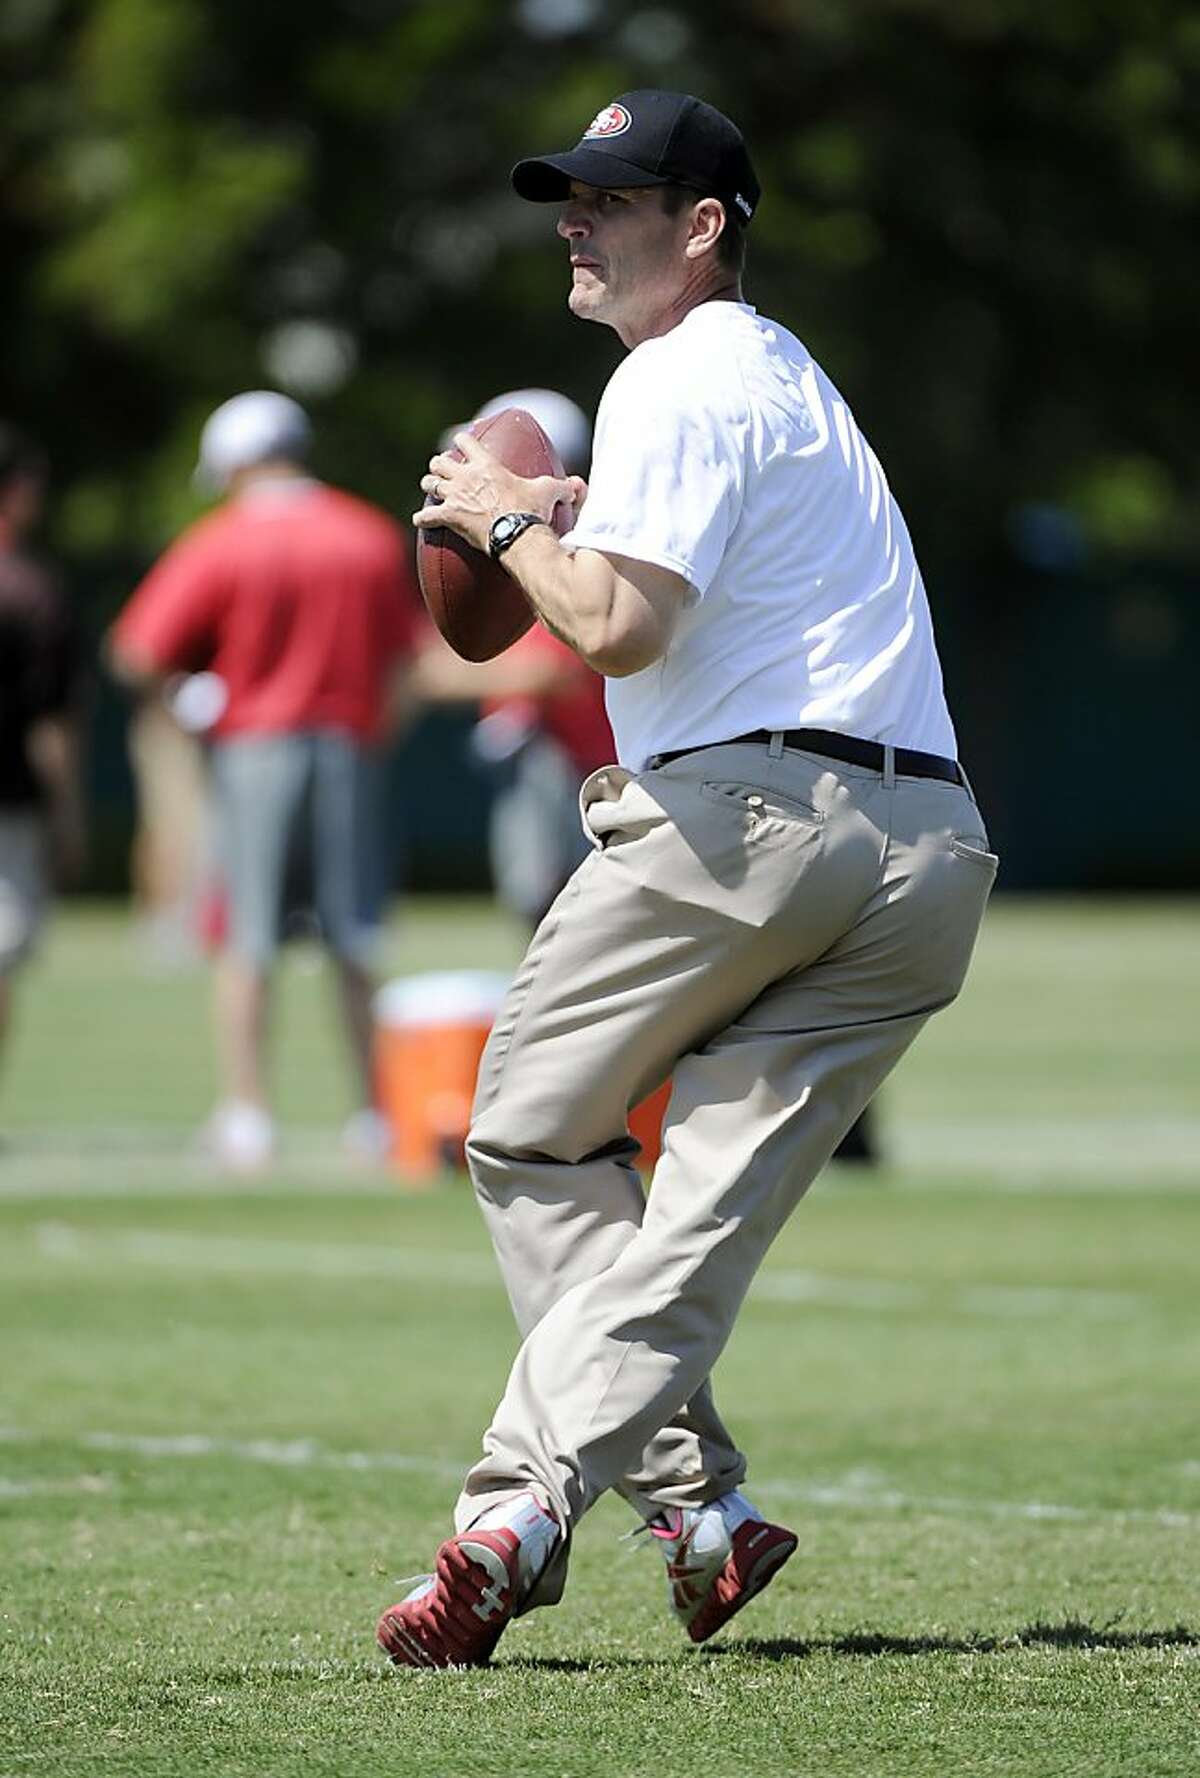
top-left (113, 526), bottom-right (229, 673)
top-left (563, 344), bottom-right (746, 598)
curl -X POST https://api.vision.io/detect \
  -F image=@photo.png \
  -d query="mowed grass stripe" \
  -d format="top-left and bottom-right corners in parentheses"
top-left (2, 1109), bottom-right (1198, 1189)
top-left (25, 1219), bottom-right (1149, 1319)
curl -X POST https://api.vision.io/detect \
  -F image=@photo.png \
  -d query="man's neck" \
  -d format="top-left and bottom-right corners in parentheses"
top-left (226, 462), bottom-right (310, 498)
top-left (619, 274), bottom-right (744, 350)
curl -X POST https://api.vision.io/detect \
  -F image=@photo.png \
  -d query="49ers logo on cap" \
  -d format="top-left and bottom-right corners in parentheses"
top-left (584, 103), bottom-right (632, 140)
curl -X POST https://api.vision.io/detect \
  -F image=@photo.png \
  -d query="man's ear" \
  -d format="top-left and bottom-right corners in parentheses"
top-left (685, 196), bottom-right (727, 260)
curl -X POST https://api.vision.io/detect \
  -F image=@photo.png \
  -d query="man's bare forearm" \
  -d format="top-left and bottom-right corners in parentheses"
top-left (497, 530), bottom-right (681, 677)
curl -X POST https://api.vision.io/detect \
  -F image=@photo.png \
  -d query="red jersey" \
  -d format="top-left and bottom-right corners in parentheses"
top-left (114, 481), bottom-right (419, 742)
top-left (483, 626), bottom-right (613, 777)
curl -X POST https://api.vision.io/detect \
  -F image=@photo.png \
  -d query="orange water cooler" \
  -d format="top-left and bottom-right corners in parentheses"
top-left (374, 970), bottom-right (671, 1181)
top-left (374, 971), bottom-right (509, 1179)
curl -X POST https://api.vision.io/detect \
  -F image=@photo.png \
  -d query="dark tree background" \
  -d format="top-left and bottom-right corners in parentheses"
top-left (3, 0), bottom-right (1197, 886)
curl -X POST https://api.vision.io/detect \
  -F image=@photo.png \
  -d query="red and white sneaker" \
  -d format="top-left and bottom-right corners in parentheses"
top-left (649, 1495), bottom-right (798, 1644)
top-left (376, 1528), bottom-right (521, 1669)
top-left (377, 1493), bottom-right (560, 1670)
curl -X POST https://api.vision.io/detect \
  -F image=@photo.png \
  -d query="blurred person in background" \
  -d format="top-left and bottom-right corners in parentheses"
top-left (0, 425), bottom-right (86, 1094)
top-left (415, 390), bottom-right (613, 930)
top-left (108, 392), bottom-right (421, 1170)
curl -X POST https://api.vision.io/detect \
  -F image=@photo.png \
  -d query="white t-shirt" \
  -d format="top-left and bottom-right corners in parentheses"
top-left (563, 301), bottom-right (956, 772)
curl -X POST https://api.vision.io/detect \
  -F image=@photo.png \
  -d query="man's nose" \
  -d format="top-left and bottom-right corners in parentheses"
top-left (557, 204), bottom-right (590, 240)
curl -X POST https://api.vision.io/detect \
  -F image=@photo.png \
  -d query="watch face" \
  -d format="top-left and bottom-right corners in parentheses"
top-left (490, 512), bottom-right (541, 558)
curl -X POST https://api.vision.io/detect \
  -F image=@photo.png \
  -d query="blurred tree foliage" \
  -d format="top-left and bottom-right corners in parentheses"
top-left (2, 0), bottom-right (1198, 603)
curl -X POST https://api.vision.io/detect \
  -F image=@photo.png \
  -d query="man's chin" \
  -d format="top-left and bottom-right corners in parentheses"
top-left (568, 282), bottom-right (606, 323)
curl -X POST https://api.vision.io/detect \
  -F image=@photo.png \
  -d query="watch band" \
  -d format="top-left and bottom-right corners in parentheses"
top-left (488, 511), bottom-right (548, 562)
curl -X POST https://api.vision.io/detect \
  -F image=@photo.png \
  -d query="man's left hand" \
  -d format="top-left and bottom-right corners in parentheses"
top-left (413, 432), bottom-right (576, 554)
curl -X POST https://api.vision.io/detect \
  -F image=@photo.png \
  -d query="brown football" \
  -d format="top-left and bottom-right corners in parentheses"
top-left (417, 407), bottom-right (574, 662)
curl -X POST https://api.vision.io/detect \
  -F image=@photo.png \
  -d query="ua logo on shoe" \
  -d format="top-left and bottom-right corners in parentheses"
top-left (469, 1544), bottom-right (512, 1622)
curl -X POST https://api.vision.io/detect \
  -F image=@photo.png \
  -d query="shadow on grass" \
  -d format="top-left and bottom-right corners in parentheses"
top-left (720, 1619), bottom-right (1200, 1660)
top-left (204, 1621), bottom-right (1198, 1681)
top-left (386, 1621), bottom-right (1200, 1675)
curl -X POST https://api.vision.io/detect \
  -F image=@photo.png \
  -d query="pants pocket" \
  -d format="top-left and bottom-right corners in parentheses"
top-left (950, 837), bottom-right (999, 874)
top-left (700, 779), bottom-right (824, 826)
top-left (580, 768), bottom-right (668, 849)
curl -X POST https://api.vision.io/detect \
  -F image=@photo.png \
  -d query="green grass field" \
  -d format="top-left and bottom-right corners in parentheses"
top-left (2, 898), bottom-right (1198, 1778)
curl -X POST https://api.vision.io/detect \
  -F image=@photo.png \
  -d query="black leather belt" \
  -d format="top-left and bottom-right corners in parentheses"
top-left (647, 727), bottom-right (963, 785)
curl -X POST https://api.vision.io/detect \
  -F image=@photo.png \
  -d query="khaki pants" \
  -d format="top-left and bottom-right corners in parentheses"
top-left (455, 738), bottom-right (996, 1608)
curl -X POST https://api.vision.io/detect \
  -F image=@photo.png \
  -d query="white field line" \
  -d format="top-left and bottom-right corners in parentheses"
top-left (0, 1473), bottom-right (113, 1498)
top-left (751, 1469), bottom-right (1197, 1529)
top-left (32, 1221), bottom-right (499, 1287)
top-left (0, 1425), bottom-right (1193, 1530)
top-left (29, 1221), bottom-right (1146, 1321)
top-left (750, 1272), bottom-right (1140, 1320)
top-left (0, 1426), bottom-right (463, 1482)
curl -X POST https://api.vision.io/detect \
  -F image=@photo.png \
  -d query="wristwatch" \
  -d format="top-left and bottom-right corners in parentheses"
top-left (488, 511), bottom-right (547, 562)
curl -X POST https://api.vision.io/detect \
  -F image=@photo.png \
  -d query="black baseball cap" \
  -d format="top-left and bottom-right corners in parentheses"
top-left (511, 90), bottom-right (760, 227)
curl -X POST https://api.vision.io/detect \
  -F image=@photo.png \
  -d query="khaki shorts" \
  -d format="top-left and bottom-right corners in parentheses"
top-left (212, 732), bottom-right (389, 968)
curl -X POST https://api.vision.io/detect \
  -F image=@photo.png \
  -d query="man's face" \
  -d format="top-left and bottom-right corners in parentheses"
top-left (0, 469), bottom-right (45, 539)
top-left (555, 182), bottom-right (693, 347)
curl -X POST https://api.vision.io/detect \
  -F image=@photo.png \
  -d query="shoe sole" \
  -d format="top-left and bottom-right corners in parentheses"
top-left (687, 1524), bottom-right (798, 1645)
top-left (377, 1605), bottom-right (440, 1669)
top-left (376, 1532), bottom-right (517, 1670)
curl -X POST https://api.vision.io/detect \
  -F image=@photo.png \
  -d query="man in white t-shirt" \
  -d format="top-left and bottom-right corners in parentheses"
top-left (378, 90), bottom-right (997, 1669)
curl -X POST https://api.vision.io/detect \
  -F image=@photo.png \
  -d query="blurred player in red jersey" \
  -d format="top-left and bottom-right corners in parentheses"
top-left (109, 393), bottom-right (421, 1170)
